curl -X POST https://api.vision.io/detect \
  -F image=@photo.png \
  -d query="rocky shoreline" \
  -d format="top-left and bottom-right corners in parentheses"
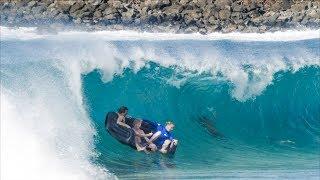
top-left (1, 0), bottom-right (320, 34)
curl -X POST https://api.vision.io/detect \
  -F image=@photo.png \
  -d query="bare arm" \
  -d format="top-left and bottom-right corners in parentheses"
top-left (117, 116), bottom-right (131, 128)
top-left (134, 129), bottom-right (153, 137)
top-left (148, 131), bottom-right (161, 143)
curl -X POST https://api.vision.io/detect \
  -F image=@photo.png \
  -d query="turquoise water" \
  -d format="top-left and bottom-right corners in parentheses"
top-left (1, 29), bottom-right (320, 179)
top-left (84, 65), bottom-right (320, 178)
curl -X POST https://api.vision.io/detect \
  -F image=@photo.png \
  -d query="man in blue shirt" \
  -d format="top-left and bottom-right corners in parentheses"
top-left (147, 121), bottom-right (178, 154)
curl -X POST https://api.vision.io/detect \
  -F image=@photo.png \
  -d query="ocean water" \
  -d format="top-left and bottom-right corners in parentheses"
top-left (1, 27), bottom-right (319, 179)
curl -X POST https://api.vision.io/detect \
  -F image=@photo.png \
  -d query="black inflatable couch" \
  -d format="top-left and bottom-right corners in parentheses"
top-left (105, 112), bottom-right (177, 155)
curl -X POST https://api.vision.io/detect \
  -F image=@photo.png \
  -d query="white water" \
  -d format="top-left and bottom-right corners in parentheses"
top-left (1, 26), bottom-right (319, 180)
top-left (1, 26), bottom-right (319, 41)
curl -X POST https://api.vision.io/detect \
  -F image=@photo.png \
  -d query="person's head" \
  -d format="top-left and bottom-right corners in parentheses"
top-left (165, 121), bottom-right (175, 132)
top-left (133, 119), bottom-right (142, 129)
top-left (118, 106), bottom-right (128, 116)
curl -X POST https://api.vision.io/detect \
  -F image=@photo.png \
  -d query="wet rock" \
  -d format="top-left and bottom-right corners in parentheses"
top-left (222, 24), bottom-right (237, 33)
top-left (122, 9), bottom-right (135, 23)
top-left (54, 13), bottom-right (70, 22)
top-left (31, 5), bottom-right (46, 15)
top-left (184, 25), bottom-right (198, 33)
top-left (199, 27), bottom-right (207, 34)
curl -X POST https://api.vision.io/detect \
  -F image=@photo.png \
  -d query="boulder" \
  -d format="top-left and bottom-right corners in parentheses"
top-left (70, 2), bottom-right (85, 13)
top-left (93, 10), bottom-right (103, 18)
top-left (306, 9), bottom-right (320, 19)
top-left (184, 25), bottom-right (198, 33)
top-left (263, 11), bottom-right (280, 26)
top-left (179, 0), bottom-right (191, 6)
top-left (144, 0), bottom-right (171, 9)
top-left (232, 2), bottom-right (243, 12)
top-left (182, 9), bottom-right (202, 24)
top-left (214, 0), bottom-right (231, 10)
top-left (218, 9), bottom-right (231, 20)
top-left (122, 9), bottom-right (134, 23)
top-left (222, 24), bottom-right (237, 33)
top-left (56, 2), bottom-right (74, 13)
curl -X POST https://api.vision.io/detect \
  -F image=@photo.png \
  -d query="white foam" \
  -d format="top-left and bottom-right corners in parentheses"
top-left (0, 65), bottom-right (114, 180)
top-left (1, 26), bottom-right (319, 41)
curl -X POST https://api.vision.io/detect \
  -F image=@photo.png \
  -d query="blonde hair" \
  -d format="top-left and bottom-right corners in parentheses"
top-left (166, 121), bottom-right (174, 125)
top-left (134, 119), bottom-right (142, 126)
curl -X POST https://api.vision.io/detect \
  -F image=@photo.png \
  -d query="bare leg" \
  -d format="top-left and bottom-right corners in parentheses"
top-left (148, 143), bottom-right (157, 152)
top-left (159, 140), bottom-right (171, 154)
top-left (169, 139), bottom-right (178, 149)
top-left (135, 137), bottom-right (145, 151)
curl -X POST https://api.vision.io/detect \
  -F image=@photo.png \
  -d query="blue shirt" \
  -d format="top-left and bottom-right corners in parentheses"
top-left (153, 124), bottom-right (174, 148)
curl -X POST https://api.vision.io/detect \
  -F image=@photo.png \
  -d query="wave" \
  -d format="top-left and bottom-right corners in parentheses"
top-left (1, 26), bottom-right (319, 179)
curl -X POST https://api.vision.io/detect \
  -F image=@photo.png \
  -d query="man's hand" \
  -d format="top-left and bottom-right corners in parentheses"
top-left (147, 132), bottom-right (153, 137)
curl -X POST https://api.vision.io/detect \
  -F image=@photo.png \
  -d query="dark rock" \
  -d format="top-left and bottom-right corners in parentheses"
top-left (277, 10), bottom-right (293, 22)
top-left (47, 8), bottom-right (60, 18)
top-left (291, 12), bottom-right (305, 23)
top-left (70, 2), bottom-right (85, 13)
top-left (291, 2), bottom-right (308, 12)
top-left (44, 0), bottom-right (54, 6)
top-left (259, 25), bottom-right (267, 32)
top-left (97, 3), bottom-right (108, 11)
top-left (88, 0), bottom-right (103, 6)
top-left (214, 0), bottom-right (231, 10)
top-left (251, 16), bottom-right (264, 25)
top-left (184, 25), bottom-right (198, 33)
top-left (192, 0), bottom-right (207, 8)
top-left (264, 11), bottom-right (280, 26)
top-left (243, 26), bottom-right (259, 33)
top-left (0, 0), bottom-right (319, 34)
top-left (93, 10), bottom-right (103, 19)
top-left (232, 2), bottom-right (243, 12)
top-left (27, 1), bottom-right (37, 8)
top-left (56, 2), bottom-right (74, 13)
top-left (208, 16), bottom-right (217, 24)
top-left (222, 24), bottom-right (237, 33)
top-left (199, 27), bottom-right (207, 34)
top-left (54, 13), bottom-right (70, 22)
top-left (179, 0), bottom-right (191, 6)
top-left (122, 9), bottom-right (135, 23)
top-left (108, 0), bottom-right (122, 9)
top-left (306, 9), bottom-right (320, 19)
top-left (144, 0), bottom-right (171, 9)
top-left (183, 9), bottom-right (202, 24)
top-left (31, 5), bottom-right (46, 15)
top-left (163, 5), bottom-right (182, 20)
top-left (218, 9), bottom-right (231, 20)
